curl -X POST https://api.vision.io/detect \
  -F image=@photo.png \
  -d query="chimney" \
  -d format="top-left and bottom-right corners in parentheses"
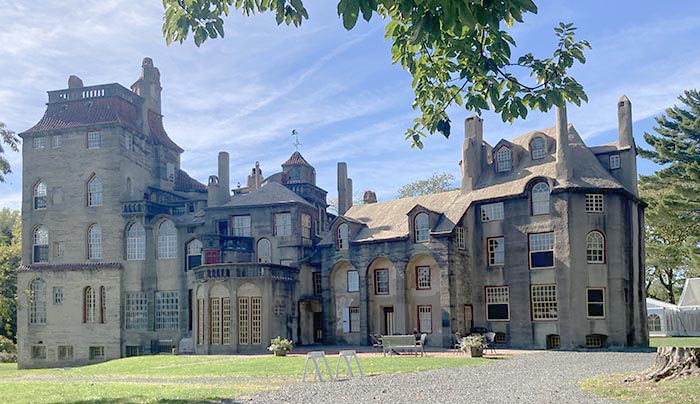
top-left (218, 152), bottom-right (230, 204)
top-left (363, 190), bottom-right (377, 204)
top-left (461, 115), bottom-right (483, 193)
top-left (246, 162), bottom-right (263, 190)
top-left (131, 57), bottom-right (162, 114)
top-left (618, 95), bottom-right (635, 150)
top-left (337, 162), bottom-right (348, 215)
top-left (207, 175), bottom-right (221, 207)
top-left (346, 178), bottom-right (353, 212)
top-left (68, 75), bottom-right (84, 89)
top-left (555, 104), bottom-right (572, 181)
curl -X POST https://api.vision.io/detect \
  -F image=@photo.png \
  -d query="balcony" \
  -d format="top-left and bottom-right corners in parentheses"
top-left (122, 200), bottom-right (170, 218)
top-left (194, 263), bottom-right (298, 282)
top-left (48, 83), bottom-right (142, 105)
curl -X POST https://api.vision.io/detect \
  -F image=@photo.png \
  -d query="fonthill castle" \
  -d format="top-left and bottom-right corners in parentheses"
top-left (16, 59), bottom-right (648, 368)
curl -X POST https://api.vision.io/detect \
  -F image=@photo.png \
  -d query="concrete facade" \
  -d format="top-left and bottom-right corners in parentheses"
top-left (16, 59), bottom-right (647, 368)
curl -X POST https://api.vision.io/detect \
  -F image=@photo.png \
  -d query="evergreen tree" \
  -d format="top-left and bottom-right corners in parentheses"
top-left (0, 208), bottom-right (20, 341)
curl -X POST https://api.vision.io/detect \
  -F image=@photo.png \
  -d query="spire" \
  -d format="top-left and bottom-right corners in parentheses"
top-left (555, 104), bottom-right (572, 181)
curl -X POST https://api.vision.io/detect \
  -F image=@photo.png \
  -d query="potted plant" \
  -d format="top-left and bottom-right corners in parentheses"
top-left (460, 334), bottom-right (486, 358)
top-left (268, 336), bottom-right (293, 356)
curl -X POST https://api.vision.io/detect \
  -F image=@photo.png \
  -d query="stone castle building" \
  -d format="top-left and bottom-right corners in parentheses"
top-left (16, 59), bottom-right (647, 368)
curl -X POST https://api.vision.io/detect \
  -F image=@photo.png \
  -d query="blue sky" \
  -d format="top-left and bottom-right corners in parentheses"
top-left (1, 1), bottom-right (699, 209)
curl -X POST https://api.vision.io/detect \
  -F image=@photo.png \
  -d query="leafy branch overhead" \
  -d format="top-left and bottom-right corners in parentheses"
top-left (0, 122), bottom-right (19, 183)
top-left (162, 0), bottom-right (591, 148)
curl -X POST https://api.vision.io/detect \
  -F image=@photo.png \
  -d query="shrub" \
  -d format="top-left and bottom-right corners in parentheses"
top-left (460, 334), bottom-right (486, 350)
top-left (0, 335), bottom-right (17, 363)
top-left (267, 336), bottom-right (293, 356)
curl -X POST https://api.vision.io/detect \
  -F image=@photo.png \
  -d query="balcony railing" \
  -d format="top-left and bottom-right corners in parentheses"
top-left (47, 83), bottom-right (142, 105)
top-left (122, 200), bottom-right (170, 217)
top-left (194, 263), bottom-right (298, 282)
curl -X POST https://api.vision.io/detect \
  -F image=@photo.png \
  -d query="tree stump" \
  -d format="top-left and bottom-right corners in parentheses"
top-left (626, 347), bottom-right (700, 382)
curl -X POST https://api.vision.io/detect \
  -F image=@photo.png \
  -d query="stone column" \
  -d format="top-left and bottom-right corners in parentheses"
top-left (394, 265), bottom-right (407, 335)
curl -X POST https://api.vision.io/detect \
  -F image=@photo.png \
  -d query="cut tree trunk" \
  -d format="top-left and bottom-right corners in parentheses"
top-left (626, 347), bottom-right (700, 382)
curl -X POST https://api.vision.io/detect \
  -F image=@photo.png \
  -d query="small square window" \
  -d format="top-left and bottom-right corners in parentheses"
top-left (87, 131), bottom-right (101, 149)
top-left (609, 154), bottom-right (621, 170)
top-left (51, 135), bottom-right (63, 149)
top-left (585, 194), bottom-right (604, 213)
top-left (31, 345), bottom-right (46, 359)
top-left (89, 346), bottom-right (105, 360)
top-left (33, 137), bottom-right (46, 149)
top-left (585, 334), bottom-right (606, 348)
top-left (53, 287), bottom-right (63, 304)
top-left (58, 345), bottom-right (73, 360)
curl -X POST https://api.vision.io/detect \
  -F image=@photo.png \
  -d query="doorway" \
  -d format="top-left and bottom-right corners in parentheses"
top-left (382, 307), bottom-right (395, 335)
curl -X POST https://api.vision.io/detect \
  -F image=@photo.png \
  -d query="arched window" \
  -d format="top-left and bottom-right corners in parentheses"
top-left (414, 213), bottom-right (430, 243)
top-left (530, 137), bottom-right (546, 159)
top-left (257, 238), bottom-right (271, 263)
top-left (99, 286), bottom-right (106, 324)
top-left (648, 314), bottom-right (661, 332)
top-left (496, 147), bottom-right (512, 172)
top-left (337, 223), bottom-right (349, 250)
top-left (29, 279), bottom-right (46, 324)
top-left (84, 286), bottom-right (96, 323)
top-left (88, 224), bottom-right (102, 259)
top-left (33, 225), bottom-right (49, 263)
top-left (186, 239), bottom-right (203, 270)
top-left (158, 220), bottom-right (177, 259)
top-left (126, 222), bottom-right (145, 260)
top-left (586, 231), bottom-right (605, 263)
top-left (87, 175), bottom-right (103, 207)
top-left (34, 181), bottom-right (47, 210)
top-left (531, 182), bottom-right (550, 215)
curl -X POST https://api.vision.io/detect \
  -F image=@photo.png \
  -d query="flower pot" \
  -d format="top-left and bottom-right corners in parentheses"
top-left (273, 350), bottom-right (287, 357)
top-left (467, 347), bottom-right (483, 358)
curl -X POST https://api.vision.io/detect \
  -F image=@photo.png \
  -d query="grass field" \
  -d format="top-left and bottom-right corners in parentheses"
top-left (580, 374), bottom-right (700, 404)
top-left (649, 337), bottom-right (700, 348)
top-left (0, 354), bottom-right (490, 404)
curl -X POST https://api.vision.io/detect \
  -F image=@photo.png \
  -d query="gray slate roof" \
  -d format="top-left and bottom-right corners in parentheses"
top-left (223, 181), bottom-right (314, 208)
top-left (340, 124), bottom-right (627, 243)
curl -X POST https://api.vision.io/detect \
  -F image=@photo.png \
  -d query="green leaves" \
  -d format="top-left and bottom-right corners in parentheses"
top-left (161, 1), bottom-right (592, 148)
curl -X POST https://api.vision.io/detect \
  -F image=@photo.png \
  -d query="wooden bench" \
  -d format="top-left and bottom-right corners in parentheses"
top-left (381, 335), bottom-right (419, 356)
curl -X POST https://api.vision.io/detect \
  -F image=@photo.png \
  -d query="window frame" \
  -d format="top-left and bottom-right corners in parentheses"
top-left (487, 236), bottom-right (505, 267)
top-left (51, 134), bottom-right (63, 149)
top-left (337, 223), bottom-right (349, 250)
top-left (485, 286), bottom-right (510, 322)
top-left (648, 314), bottom-right (662, 332)
top-left (531, 181), bottom-right (550, 216)
top-left (186, 239), bottom-right (203, 270)
top-left (414, 212), bottom-right (430, 243)
top-left (312, 272), bottom-right (322, 296)
top-left (530, 284), bottom-right (558, 321)
top-left (609, 154), bottom-right (621, 170)
top-left (157, 220), bottom-right (177, 260)
top-left (586, 231), bottom-right (606, 264)
top-left (417, 305), bottom-right (433, 333)
top-left (301, 213), bottom-right (312, 240)
top-left (528, 231), bottom-right (555, 270)
top-left (256, 238), bottom-right (272, 263)
top-left (586, 288), bottom-right (606, 319)
top-left (495, 146), bottom-right (512, 172)
top-left (84, 286), bottom-right (96, 323)
top-left (456, 226), bottom-right (466, 250)
top-left (126, 222), bottom-right (146, 261)
top-left (33, 136), bottom-right (47, 150)
top-left (273, 212), bottom-right (292, 236)
top-left (480, 202), bottom-right (505, 222)
top-left (33, 225), bottom-right (49, 263)
top-left (34, 181), bottom-right (47, 210)
top-left (231, 215), bottom-right (251, 237)
top-left (53, 286), bottom-right (63, 305)
top-left (349, 306), bottom-right (360, 333)
top-left (88, 224), bottom-right (102, 260)
top-left (374, 268), bottom-right (389, 294)
top-left (530, 136), bottom-right (546, 159)
top-left (347, 270), bottom-right (360, 293)
top-left (87, 175), bottom-right (103, 207)
top-left (156, 290), bottom-right (180, 330)
top-left (87, 131), bottom-right (101, 149)
top-left (416, 266), bottom-right (431, 290)
top-left (585, 194), bottom-right (605, 213)
top-left (29, 278), bottom-right (47, 325)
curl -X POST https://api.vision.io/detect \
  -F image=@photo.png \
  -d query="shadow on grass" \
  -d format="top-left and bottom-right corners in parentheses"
top-left (52, 399), bottom-right (244, 404)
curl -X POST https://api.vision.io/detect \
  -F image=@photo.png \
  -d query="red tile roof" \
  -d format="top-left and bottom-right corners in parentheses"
top-left (175, 168), bottom-right (207, 192)
top-left (283, 151), bottom-right (311, 166)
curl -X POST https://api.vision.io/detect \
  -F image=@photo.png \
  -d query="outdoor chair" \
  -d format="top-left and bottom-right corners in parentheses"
top-left (452, 332), bottom-right (463, 351)
top-left (371, 334), bottom-right (382, 353)
top-left (484, 332), bottom-right (497, 354)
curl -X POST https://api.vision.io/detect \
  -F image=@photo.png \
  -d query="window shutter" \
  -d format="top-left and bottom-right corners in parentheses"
top-left (342, 308), bottom-right (350, 333)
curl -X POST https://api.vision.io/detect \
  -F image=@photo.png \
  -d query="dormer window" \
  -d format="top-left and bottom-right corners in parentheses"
top-left (530, 137), bottom-right (546, 159)
top-left (495, 147), bottom-right (512, 172)
top-left (337, 223), bottom-right (349, 250)
top-left (414, 213), bottom-right (430, 243)
top-left (609, 154), bottom-right (621, 170)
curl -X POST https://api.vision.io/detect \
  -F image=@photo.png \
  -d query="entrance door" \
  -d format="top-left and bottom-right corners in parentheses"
top-left (382, 307), bottom-right (395, 335)
top-left (313, 312), bottom-right (323, 342)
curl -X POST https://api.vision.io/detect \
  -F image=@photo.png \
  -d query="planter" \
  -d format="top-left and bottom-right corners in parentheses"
top-left (273, 350), bottom-right (288, 357)
top-left (467, 347), bottom-right (483, 358)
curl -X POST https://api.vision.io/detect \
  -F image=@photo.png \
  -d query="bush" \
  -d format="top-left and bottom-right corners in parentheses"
top-left (267, 336), bottom-right (293, 356)
top-left (0, 335), bottom-right (17, 363)
top-left (460, 334), bottom-right (486, 350)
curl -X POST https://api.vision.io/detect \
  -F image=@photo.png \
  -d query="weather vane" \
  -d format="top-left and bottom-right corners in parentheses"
top-left (291, 129), bottom-right (301, 151)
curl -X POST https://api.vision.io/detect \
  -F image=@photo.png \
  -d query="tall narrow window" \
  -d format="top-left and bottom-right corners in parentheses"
top-left (301, 213), bottom-right (311, 240)
top-left (29, 279), bottom-right (47, 325)
top-left (210, 297), bottom-right (221, 344)
top-left (609, 154), bottom-right (621, 169)
top-left (337, 223), bottom-right (349, 250)
top-left (418, 305), bottom-right (432, 333)
top-left (33, 225), bottom-right (49, 263)
top-left (313, 272), bottom-right (322, 295)
top-left (222, 298), bottom-right (231, 345)
top-left (126, 222), bottom-right (145, 260)
top-left (586, 231), bottom-right (605, 263)
top-left (51, 135), bottom-right (63, 149)
top-left (348, 307), bottom-right (360, 333)
top-left (531, 182), bottom-right (550, 215)
top-left (485, 286), bottom-right (510, 321)
top-left (531, 284), bottom-right (558, 320)
top-left (274, 212), bottom-right (292, 236)
top-left (347, 270), bottom-right (360, 292)
top-left (530, 137), bottom-right (546, 159)
top-left (156, 291), bottom-right (179, 329)
top-left (88, 224), bottom-right (102, 259)
top-left (496, 147), bottom-right (512, 172)
top-left (87, 175), bottom-right (103, 207)
top-left (186, 239), bottom-right (203, 270)
top-left (416, 266), bottom-right (431, 290)
top-left (125, 292), bottom-right (148, 330)
top-left (232, 215), bottom-right (251, 236)
top-left (456, 227), bottom-right (466, 250)
top-left (414, 213), bottom-right (430, 243)
top-left (99, 286), bottom-right (106, 324)
top-left (648, 314), bottom-right (661, 332)
top-left (87, 131), bottom-right (101, 149)
top-left (197, 298), bottom-right (205, 345)
top-left (84, 286), bottom-right (96, 323)
top-left (529, 232), bottom-right (554, 269)
top-left (487, 237), bottom-right (505, 266)
top-left (586, 288), bottom-right (605, 318)
top-left (251, 297), bottom-right (262, 344)
top-left (375, 269), bottom-right (389, 294)
top-left (238, 297), bottom-right (250, 345)
top-left (34, 181), bottom-right (47, 210)
top-left (256, 238), bottom-right (271, 263)
top-left (158, 220), bottom-right (177, 259)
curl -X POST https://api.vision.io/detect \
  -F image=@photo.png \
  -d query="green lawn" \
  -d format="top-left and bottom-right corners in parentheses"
top-left (649, 337), bottom-right (700, 348)
top-left (580, 374), bottom-right (700, 404)
top-left (0, 354), bottom-right (490, 404)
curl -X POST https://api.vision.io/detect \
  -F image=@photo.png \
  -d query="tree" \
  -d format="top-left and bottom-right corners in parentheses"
top-left (0, 122), bottom-right (19, 183)
top-left (397, 172), bottom-right (456, 198)
top-left (0, 208), bottom-right (20, 341)
top-left (162, 1), bottom-right (591, 148)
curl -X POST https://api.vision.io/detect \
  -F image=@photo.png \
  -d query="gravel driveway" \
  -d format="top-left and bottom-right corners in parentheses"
top-left (247, 351), bottom-right (654, 404)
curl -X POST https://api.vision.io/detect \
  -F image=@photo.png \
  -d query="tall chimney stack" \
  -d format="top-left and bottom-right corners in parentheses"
top-left (555, 104), bottom-right (572, 181)
top-left (218, 152), bottom-right (230, 204)
top-left (618, 95), bottom-right (634, 149)
top-left (337, 163), bottom-right (348, 215)
top-left (461, 116), bottom-right (483, 193)
top-left (346, 178), bottom-right (353, 213)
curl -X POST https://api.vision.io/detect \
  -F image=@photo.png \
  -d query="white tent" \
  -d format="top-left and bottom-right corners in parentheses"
top-left (647, 278), bottom-right (700, 337)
